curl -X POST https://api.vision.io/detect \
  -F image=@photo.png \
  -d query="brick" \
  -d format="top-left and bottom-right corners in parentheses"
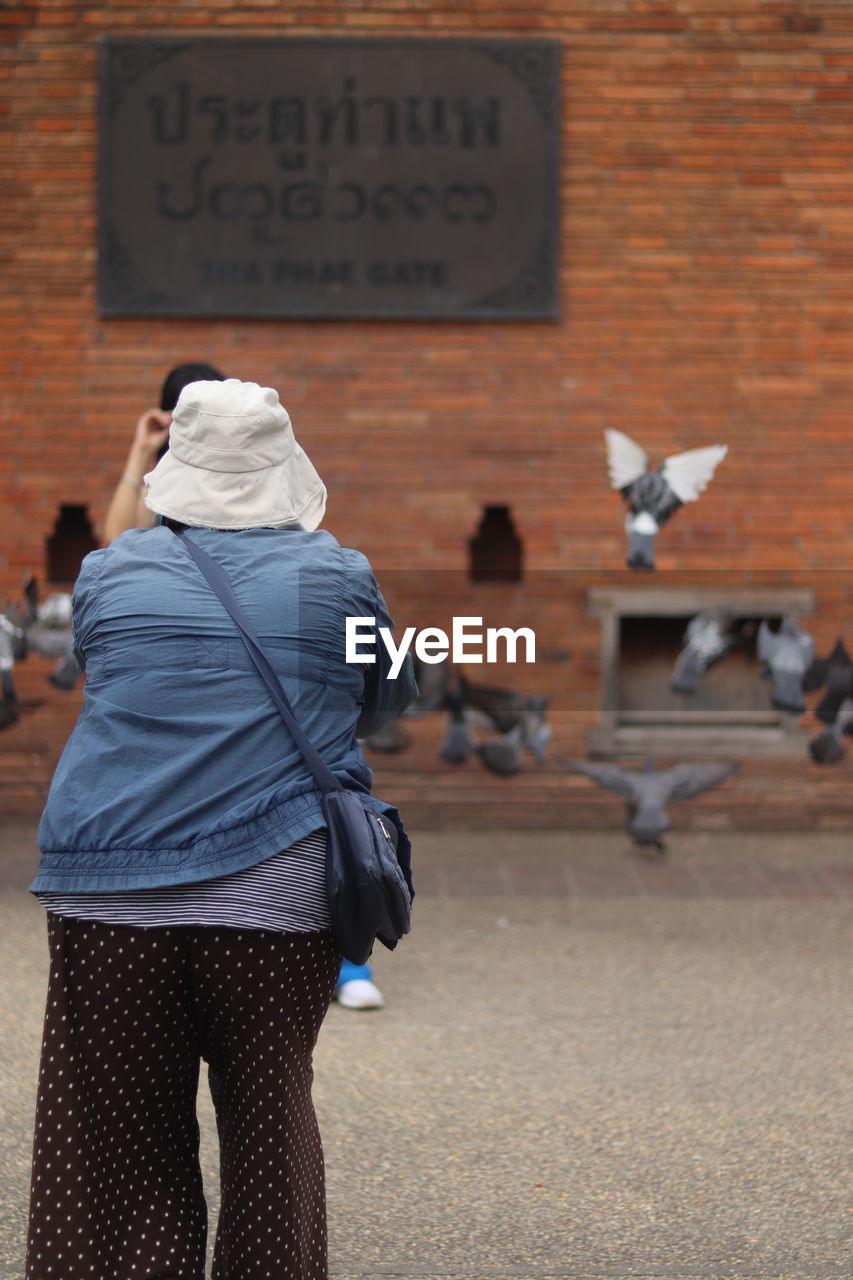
top-left (3, 0), bottom-right (853, 821)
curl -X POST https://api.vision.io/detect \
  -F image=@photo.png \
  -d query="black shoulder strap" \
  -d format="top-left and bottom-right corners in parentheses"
top-left (173, 528), bottom-right (341, 796)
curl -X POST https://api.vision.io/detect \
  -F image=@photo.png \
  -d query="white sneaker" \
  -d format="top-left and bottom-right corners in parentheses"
top-left (335, 978), bottom-right (385, 1010)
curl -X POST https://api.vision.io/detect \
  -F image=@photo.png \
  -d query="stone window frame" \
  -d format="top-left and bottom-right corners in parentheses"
top-left (586, 586), bottom-right (816, 758)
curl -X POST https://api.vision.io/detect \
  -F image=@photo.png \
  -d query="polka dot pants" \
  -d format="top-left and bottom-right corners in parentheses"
top-left (26, 915), bottom-right (341, 1280)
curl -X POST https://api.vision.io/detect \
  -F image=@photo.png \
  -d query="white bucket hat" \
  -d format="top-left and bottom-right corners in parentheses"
top-left (144, 379), bottom-right (327, 530)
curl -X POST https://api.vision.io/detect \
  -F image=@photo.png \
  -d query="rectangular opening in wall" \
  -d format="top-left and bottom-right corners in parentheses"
top-left (619, 614), bottom-right (776, 725)
top-left (469, 506), bottom-right (523, 583)
top-left (46, 505), bottom-right (98, 587)
top-left (587, 587), bottom-right (816, 757)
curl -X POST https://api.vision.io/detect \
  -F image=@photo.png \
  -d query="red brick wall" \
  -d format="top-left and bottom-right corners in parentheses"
top-left (4, 1), bottom-right (853, 819)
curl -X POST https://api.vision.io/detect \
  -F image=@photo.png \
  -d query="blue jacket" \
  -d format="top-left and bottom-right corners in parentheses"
top-left (32, 526), bottom-right (417, 894)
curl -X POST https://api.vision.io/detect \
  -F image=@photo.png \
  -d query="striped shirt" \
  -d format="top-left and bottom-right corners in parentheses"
top-left (37, 830), bottom-right (330, 933)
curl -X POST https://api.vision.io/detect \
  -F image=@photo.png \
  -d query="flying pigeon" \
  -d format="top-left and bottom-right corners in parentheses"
top-left (670, 610), bottom-right (740, 696)
top-left (808, 695), bottom-right (853, 765)
top-left (562, 757), bottom-right (739, 855)
top-left (757, 617), bottom-right (815, 715)
top-left (604, 430), bottom-right (728, 570)
top-left (802, 638), bottom-right (853, 725)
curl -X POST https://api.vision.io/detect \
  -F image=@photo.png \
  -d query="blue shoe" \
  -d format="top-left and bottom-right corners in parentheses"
top-left (335, 978), bottom-right (385, 1010)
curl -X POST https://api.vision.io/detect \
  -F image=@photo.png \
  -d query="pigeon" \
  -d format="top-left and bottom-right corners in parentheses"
top-left (604, 430), bottom-right (728, 570)
top-left (562, 756), bottom-right (739, 854)
top-left (670, 610), bottom-right (740, 696)
top-left (0, 617), bottom-right (23, 725)
top-left (518, 693), bottom-right (551, 763)
top-left (25, 589), bottom-right (81, 691)
top-left (24, 623), bottom-right (76, 661)
top-left (435, 676), bottom-right (551, 774)
top-left (403, 655), bottom-right (456, 717)
top-left (757, 617), bottom-right (815, 715)
top-left (35, 592), bottom-right (73, 629)
top-left (459, 676), bottom-right (527, 734)
top-left (439, 689), bottom-right (478, 765)
top-left (385, 663), bottom-right (554, 773)
top-left (460, 677), bottom-right (551, 751)
top-left (47, 653), bottom-right (82, 692)
top-left (17, 574), bottom-right (39, 631)
top-left (808, 695), bottom-right (853, 765)
top-left (802, 639), bottom-right (853, 725)
top-left (474, 723), bottom-right (525, 776)
top-left (460, 678), bottom-right (551, 773)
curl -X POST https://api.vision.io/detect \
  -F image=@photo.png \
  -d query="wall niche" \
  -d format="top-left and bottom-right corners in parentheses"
top-left (468, 505), bottom-right (523, 584)
top-left (46, 505), bottom-right (98, 586)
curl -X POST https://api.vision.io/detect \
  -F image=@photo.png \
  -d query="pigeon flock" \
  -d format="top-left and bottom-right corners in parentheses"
top-left (365, 661), bottom-right (552, 779)
top-left (0, 578), bottom-right (80, 726)
top-left (2, 429), bottom-right (848, 857)
top-left (670, 610), bottom-right (853, 764)
top-left (358, 602), bottom-right (842, 855)
top-left (359, 428), bottom-right (852, 854)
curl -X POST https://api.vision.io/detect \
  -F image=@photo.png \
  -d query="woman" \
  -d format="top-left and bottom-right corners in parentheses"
top-left (102, 362), bottom-right (390, 1014)
top-left (26, 378), bottom-right (416, 1280)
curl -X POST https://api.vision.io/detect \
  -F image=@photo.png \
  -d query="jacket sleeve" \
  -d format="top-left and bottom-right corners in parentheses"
top-left (69, 549), bottom-right (107, 673)
top-left (342, 552), bottom-right (419, 738)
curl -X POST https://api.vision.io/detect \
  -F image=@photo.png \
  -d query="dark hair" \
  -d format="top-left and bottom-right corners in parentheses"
top-left (159, 362), bottom-right (226, 412)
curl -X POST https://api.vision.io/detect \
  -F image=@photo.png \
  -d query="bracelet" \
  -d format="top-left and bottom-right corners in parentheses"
top-left (120, 474), bottom-right (142, 494)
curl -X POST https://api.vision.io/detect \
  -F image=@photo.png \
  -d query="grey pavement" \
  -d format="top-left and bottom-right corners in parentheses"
top-left (0, 819), bottom-right (850, 1280)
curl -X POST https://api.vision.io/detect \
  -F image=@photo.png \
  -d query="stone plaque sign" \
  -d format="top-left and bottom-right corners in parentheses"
top-left (98, 37), bottom-right (560, 319)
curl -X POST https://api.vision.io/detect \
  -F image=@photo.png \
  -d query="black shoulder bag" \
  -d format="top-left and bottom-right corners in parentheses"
top-left (173, 528), bottom-right (412, 965)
